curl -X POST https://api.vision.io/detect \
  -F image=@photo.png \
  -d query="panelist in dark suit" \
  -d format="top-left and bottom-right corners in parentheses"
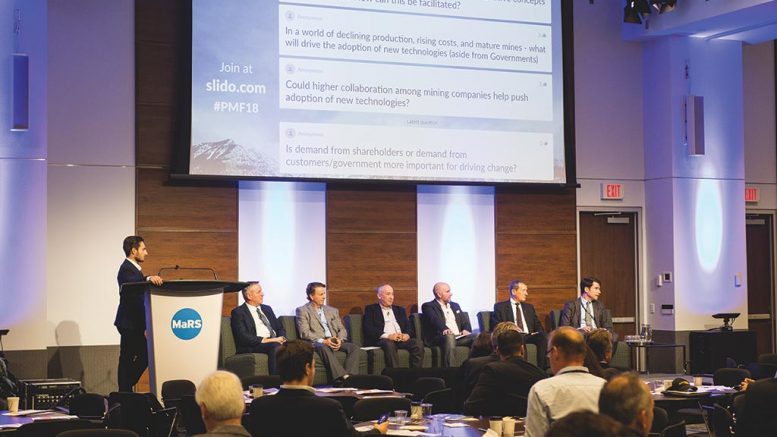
top-left (363, 284), bottom-right (423, 368)
top-left (491, 279), bottom-right (549, 369)
top-left (230, 282), bottom-right (286, 374)
top-left (295, 282), bottom-right (360, 382)
top-left (559, 277), bottom-right (614, 331)
top-left (464, 330), bottom-right (547, 417)
top-left (248, 341), bottom-right (387, 437)
top-left (114, 236), bottom-right (163, 392)
top-left (421, 282), bottom-right (475, 367)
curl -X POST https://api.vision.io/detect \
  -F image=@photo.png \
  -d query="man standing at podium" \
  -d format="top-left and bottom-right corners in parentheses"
top-left (114, 236), bottom-right (163, 392)
top-left (231, 282), bottom-right (286, 374)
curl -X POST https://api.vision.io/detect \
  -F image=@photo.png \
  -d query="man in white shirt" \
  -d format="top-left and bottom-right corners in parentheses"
top-left (230, 282), bottom-right (287, 374)
top-left (421, 282), bottom-right (475, 367)
top-left (524, 326), bottom-right (606, 437)
top-left (363, 284), bottom-right (423, 368)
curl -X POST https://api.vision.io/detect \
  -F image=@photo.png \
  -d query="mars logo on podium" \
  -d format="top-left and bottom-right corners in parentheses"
top-left (171, 308), bottom-right (203, 340)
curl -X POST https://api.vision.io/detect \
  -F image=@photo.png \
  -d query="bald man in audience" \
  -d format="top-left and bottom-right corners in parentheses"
top-left (524, 327), bottom-right (607, 437)
top-left (194, 370), bottom-right (250, 437)
top-left (599, 372), bottom-right (654, 437)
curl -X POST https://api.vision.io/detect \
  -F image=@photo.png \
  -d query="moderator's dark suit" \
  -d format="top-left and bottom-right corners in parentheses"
top-left (421, 300), bottom-right (474, 367)
top-left (463, 355), bottom-right (547, 417)
top-left (491, 300), bottom-right (548, 368)
top-left (559, 298), bottom-right (613, 330)
top-left (248, 388), bottom-right (380, 437)
top-left (114, 259), bottom-right (148, 392)
top-left (363, 304), bottom-right (423, 368)
top-left (230, 303), bottom-right (286, 374)
top-left (736, 377), bottom-right (777, 437)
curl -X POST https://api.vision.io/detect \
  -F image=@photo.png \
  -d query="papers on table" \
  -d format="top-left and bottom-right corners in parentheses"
top-left (2, 410), bottom-right (48, 417)
top-left (360, 346), bottom-right (381, 351)
top-left (355, 389), bottom-right (395, 395)
top-left (316, 387), bottom-right (358, 393)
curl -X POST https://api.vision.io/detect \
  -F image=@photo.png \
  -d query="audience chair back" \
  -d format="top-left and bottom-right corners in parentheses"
top-left (351, 397), bottom-right (411, 422)
top-left (659, 420), bottom-right (687, 437)
top-left (650, 407), bottom-right (669, 435)
top-left (410, 377), bottom-right (446, 401)
top-left (343, 374), bottom-right (394, 390)
top-left (711, 404), bottom-right (733, 437)
top-left (161, 379), bottom-right (196, 409)
top-left (108, 392), bottom-right (154, 437)
top-left (103, 404), bottom-right (123, 430)
top-left (241, 374), bottom-right (281, 390)
top-left (58, 430), bottom-right (142, 437)
top-left (713, 368), bottom-right (751, 387)
top-left (15, 419), bottom-right (100, 437)
top-left (423, 388), bottom-right (457, 414)
top-left (69, 393), bottom-right (108, 419)
top-left (178, 395), bottom-right (207, 436)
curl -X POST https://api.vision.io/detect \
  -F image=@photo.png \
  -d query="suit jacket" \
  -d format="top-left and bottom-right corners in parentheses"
top-left (362, 303), bottom-right (414, 346)
top-left (455, 354), bottom-right (499, 408)
top-left (420, 300), bottom-right (471, 345)
top-left (248, 388), bottom-right (379, 437)
top-left (230, 303), bottom-right (286, 353)
top-left (559, 298), bottom-right (613, 330)
top-left (114, 259), bottom-right (147, 330)
top-left (736, 377), bottom-right (777, 437)
top-left (295, 301), bottom-right (348, 342)
top-left (491, 300), bottom-right (544, 333)
top-left (463, 355), bottom-right (547, 417)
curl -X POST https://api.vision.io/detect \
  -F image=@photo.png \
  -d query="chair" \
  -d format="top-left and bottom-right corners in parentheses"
top-left (58, 430), bottom-right (141, 437)
top-left (713, 367), bottom-right (751, 387)
top-left (178, 395), bottom-right (207, 436)
top-left (547, 309), bottom-right (562, 331)
top-left (219, 316), bottom-right (270, 379)
top-left (161, 379), bottom-right (195, 409)
top-left (240, 374), bottom-right (281, 390)
top-left (477, 311), bottom-right (492, 333)
top-left (411, 313), bottom-right (470, 368)
top-left (659, 420), bottom-right (687, 437)
top-left (107, 392), bottom-right (176, 437)
top-left (69, 393), bottom-right (108, 419)
top-left (649, 406), bottom-right (669, 435)
top-left (410, 377), bottom-right (446, 401)
top-left (351, 397), bottom-right (411, 422)
top-left (711, 404), bottom-right (734, 437)
top-left (343, 374), bottom-right (394, 390)
top-left (15, 419), bottom-right (100, 437)
top-left (423, 388), bottom-right (458, 414)
top-left (103, 404), bottom-right (122, 430)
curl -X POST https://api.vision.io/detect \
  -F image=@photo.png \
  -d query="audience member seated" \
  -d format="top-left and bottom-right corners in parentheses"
top-left (734, 375), bottom-right (777, 437)
top-left (421, 282), bottom-right (475, 367)
top-left (545, 411), bottom-right (627, 437)
top-left (491, 279), bottom-right (549, 368)
top-left (524, 327), bottom-right (607, 437)
top-left (362, 284), bottom-right (423, 368)
top-left (468, 332), bottom-right (493, 359)
top-left (230, 282), bottom-right (286, 374)
top-left (599, 372), bottom-right (654, 437)
top-left (464, 330), bottom-right (546, 417)
top-left (584, 344), bottom-right (606, 379)
top-left (249, 341), bottom-right (387, 437)
top-left (193, 370), bottom-right (250, 437)
top-left (455, 322), bottom-right (518, 409)
top-left (296, 282), bottom-right (360, 384)
top-left (587, 329), bottom-right (620, 380)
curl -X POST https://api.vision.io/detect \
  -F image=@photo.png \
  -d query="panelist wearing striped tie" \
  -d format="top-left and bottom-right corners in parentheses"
top-left (230, 282), bottom-right (287, 374)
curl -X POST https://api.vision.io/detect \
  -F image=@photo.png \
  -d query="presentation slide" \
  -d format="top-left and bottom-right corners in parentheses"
top-left (190, 0), bottom-right (568, 184)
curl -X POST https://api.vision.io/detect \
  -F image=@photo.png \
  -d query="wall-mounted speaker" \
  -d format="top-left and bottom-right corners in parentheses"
top-left (685, 95), bottom-right (704, 155)
top-left (12, 53), bottom-right (29, 131)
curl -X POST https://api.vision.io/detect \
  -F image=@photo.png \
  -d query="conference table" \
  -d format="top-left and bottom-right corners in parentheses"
top-left (356, 415), bottom-right (525, 436)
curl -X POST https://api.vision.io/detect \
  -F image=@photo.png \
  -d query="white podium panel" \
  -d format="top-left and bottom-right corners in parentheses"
top-left (145, 289), bottom-right (224, 397)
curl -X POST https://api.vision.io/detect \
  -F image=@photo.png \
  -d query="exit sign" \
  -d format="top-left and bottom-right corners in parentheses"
top-left (600, 183), bottom-right (624, 200)
top-left (745, 186), bottom-right (759, 203)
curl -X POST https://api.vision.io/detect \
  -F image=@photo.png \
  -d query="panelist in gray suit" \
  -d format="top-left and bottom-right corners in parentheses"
top-left (295, 282), bottom-right (360, 383)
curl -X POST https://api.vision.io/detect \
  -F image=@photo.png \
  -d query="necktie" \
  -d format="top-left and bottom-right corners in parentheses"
top-left (584, 301), bottom-right (593, 327)
top-left (257, 307), bottom-right (276, 337)
top-left (515, 303), bottom-right (526, 333)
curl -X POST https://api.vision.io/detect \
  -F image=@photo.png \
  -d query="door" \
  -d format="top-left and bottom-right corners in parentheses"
top-left (579, 212), bottom-right (638, 342)
top-left (746, 214), bottom-right (775, 356)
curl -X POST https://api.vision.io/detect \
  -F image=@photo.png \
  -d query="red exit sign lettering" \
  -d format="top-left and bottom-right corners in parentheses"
top-left (600, 183), bottom-right (624, 200)
top-left (745, 186), bottom-right (759, 203)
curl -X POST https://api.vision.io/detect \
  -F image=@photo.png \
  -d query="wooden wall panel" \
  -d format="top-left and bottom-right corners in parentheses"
top-left (136, 105), bottom-right (176, 166)
top-left (326, 184), bottom-right (417, 317)
top-left (496, 188), bottom-right (578, 331)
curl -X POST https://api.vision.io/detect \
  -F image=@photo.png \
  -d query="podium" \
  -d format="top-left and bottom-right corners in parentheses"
top-left (121, 280), bottom-right (247, 396)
